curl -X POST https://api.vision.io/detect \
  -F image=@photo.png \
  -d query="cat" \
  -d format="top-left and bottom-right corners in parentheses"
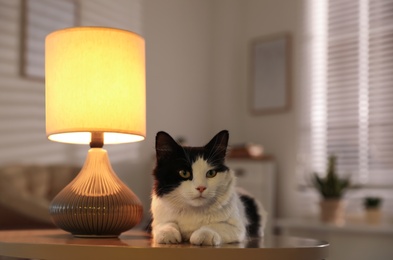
top-left (150, 130), bottom-right (267, 246)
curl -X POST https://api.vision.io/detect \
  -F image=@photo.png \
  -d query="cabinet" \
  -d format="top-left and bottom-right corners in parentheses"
top-left (226, 158), bottom-right (276, 237)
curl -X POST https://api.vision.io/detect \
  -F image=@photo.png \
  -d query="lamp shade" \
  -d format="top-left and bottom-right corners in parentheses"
top-left (45, 27), bottom-right (145, 144)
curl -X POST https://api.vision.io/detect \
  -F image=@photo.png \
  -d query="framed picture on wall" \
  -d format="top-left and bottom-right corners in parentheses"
top-left (20, 0), bottom-right (78, 80)
top-left (249, 33), bottom-right (291, 114)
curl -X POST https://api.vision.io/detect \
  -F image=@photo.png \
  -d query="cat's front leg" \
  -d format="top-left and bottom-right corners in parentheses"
top-left (190, 226), bottom-right (222, 246)
top-left (190, 222), bottom-right (245, 246)
top-left (153, 222), bottom-right (182, 244)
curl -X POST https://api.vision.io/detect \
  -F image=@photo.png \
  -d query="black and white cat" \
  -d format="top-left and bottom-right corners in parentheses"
top-left (150, 130), bottom-right (267, 246)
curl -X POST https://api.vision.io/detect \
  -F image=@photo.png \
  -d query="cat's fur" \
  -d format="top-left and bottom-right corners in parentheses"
top-left (150, 130), bottom-right (266, 246)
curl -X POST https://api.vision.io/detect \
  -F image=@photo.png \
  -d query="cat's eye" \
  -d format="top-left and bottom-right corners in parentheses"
top-left (206, 170), bottom-right (217, 178)
top-left (179, 170), bottom-right (191, 179)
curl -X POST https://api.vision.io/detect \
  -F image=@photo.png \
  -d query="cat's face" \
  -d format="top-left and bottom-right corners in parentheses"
top-left (153, 130), bottom-right (231, 208)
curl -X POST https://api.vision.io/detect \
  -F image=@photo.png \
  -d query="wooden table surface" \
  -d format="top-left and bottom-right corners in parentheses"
top-left (0, 229), bottom-right (329, 260)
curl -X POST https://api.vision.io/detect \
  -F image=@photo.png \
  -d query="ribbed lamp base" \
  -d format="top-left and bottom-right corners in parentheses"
top-left (49, 148), bottom-right (143, 238)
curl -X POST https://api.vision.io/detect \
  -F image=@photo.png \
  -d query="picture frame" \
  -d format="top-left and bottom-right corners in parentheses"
top-left (20, 0), bottom-right (78, 80)
top-left (249, 33), bottom-right (291, 114)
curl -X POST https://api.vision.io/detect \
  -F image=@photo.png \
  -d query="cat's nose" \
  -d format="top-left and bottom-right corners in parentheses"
top-left (196, 186), bottom-right (206, 193)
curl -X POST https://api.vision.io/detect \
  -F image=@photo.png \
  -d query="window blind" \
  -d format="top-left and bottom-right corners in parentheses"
top-left (311, 0), bottom-right (393, 186)
top-left (368, 0), bottom-right (393, 185)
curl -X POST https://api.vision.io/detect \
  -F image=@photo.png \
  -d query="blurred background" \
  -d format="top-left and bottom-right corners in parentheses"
top-left (0, 0), bottom-right (392, 259)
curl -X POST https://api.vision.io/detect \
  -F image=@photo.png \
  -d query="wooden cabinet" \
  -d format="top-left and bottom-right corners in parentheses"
top-left (226, 158), bottom-right (276, 237)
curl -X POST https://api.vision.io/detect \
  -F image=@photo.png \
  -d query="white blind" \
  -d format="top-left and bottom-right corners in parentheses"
top-left (0, 0), bottom-right (67, 165)
top-left (368, 0), bottom-right (393, 185)
top-left (311, 0), bottom-right (393, 186)
top-left (23, 0), bottom-right (76, 79)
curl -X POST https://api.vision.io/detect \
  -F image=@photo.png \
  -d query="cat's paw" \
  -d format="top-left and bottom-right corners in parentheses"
top-left (190, 227), bottom-right (222, 246)
top-left (154, 225), bottom-right (182, 244)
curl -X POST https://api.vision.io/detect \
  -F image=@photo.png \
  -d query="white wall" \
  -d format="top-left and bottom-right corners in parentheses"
top-left (209, 0), bottom-right (245, 141)
top-left (210, 0), bottom-right (304, 218)
top-left (143, 0), bottom-right (213, 145)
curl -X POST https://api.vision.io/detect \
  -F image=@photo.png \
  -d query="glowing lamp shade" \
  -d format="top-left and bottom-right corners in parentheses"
top-left (45, 27), bottom-right (145, 238)
top-left (46, 27), bottom-right (146, 144)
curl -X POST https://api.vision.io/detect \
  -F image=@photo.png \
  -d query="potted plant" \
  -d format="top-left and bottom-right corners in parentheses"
top-left (312, 155), bottom-right (350, 225)
top-left (364, 196), bottom-right (382, 225)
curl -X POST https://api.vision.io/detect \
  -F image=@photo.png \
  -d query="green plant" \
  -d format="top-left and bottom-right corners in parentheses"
top-left (364, 197), bottom-right (382, 209)
top-left (313, 155), bottom-right (350, 199)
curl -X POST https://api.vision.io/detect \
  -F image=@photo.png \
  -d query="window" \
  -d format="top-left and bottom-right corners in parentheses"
top-left (309, 0), bottom-right (393, 186)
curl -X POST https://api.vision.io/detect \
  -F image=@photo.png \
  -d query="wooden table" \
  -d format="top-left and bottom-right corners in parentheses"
top-left (0, 229), bottom-right (329, 260)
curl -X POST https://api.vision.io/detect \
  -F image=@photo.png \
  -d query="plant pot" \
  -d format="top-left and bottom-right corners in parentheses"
top-left (319, 199), bottom-right (346, 225)
top-left (365, 208), bottom-right (382, 225)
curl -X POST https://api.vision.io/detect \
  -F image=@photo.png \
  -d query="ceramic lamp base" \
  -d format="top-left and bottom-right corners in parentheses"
top-left (49, 148), bottom-right (143, 237)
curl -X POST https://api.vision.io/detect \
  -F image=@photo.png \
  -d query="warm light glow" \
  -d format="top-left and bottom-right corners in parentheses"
top-left (45, 27), bottom-right (146, 144)
top-left (48, 132), bottom-right (145, 145)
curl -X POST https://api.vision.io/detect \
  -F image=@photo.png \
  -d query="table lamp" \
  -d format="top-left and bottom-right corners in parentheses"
top-left (45, 27), bottom-right (145, 237)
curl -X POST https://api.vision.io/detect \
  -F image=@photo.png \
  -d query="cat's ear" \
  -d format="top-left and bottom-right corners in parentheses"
top-left (204, 130), bottom-right (229, 158)
top-left (156, 131), bottom-right (181, 160)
